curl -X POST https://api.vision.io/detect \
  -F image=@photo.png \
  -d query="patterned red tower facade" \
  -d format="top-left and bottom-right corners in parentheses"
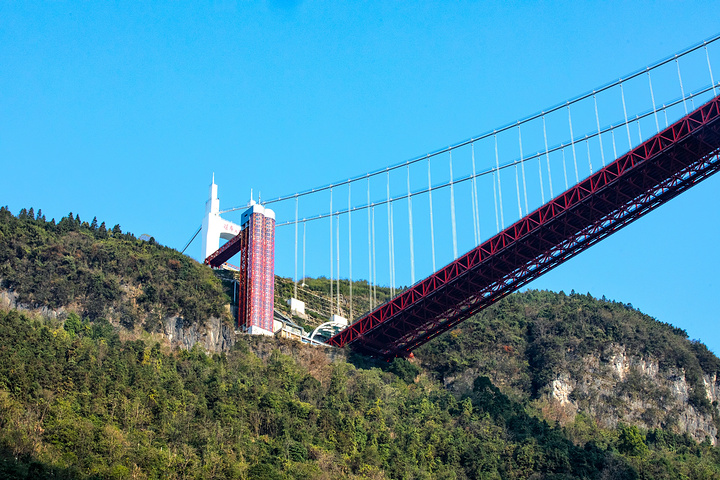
top-left (237, 203), bottom-right (275, 335)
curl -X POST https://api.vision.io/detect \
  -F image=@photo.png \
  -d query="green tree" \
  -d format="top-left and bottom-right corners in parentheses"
top-left (63, 312), bottom-right (84, 337)
top-left (618, 424), bottom-right (649, 457)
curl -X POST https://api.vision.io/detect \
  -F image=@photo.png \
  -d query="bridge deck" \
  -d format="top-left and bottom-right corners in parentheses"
top-left (328, 94), bottom-right (720, 358)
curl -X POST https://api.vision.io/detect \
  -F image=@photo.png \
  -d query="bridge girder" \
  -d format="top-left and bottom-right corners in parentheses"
top-left (328, 94), bottom-right (720, 359)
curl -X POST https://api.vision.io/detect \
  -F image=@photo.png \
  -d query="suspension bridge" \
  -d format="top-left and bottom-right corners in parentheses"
top-left (191, 34), bottom-right (720, 358)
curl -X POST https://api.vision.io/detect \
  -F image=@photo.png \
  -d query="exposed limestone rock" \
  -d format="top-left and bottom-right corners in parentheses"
top-left (1, 288), bottom-right (68, 320)
top-left (162, 315), bottom-right (235, 353)
top-left (551, 373), bottom-right (576, 406)
top-left (606, 345), bottom-right (659, 380)
top-left (0, 287), bottom-right (237, 353)
top-left (0, 289), bottom-right (18, 310)
top-left (546, 344), bottom-right (720, 444)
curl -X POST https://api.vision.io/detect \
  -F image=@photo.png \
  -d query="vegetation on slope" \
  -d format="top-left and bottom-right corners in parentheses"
top-left (0, 207), bottom-right (229, 330)
top-left (3, 206), bottom-right (720, 477)
top-left (269, 271), bottom-right (720, 443)
top-left (274, 275), bottom-right (395, 329)
top-left (2, 308), bottom-right (720, 479)
top-left (417, 290), bottom-right (720, 425)
top-left (272, 275), bottom-right (720, 426)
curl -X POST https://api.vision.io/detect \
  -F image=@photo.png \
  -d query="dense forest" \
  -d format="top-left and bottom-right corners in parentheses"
top-left (2, 207), bottom-right (720, 478)
top-left (0, 206), bottom-right (230, 330)
top-left (2, 308), bottom-right (720, 479)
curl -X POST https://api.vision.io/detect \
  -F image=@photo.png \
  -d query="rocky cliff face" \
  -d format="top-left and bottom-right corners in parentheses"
top-left (1, 287), bottom-right (237, 353)
top-left (160, 315), bottom-right (236, 353)
top-left (439, 342), bottom-right (720, 444)
top-left (546, 344), bottom-right (720, 444)
top-left (418, 291), bottom-right (720, 447)
top-left (1, 288), bottom-right (67, 321)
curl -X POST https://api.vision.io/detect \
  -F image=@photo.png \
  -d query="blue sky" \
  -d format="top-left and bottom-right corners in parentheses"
top-left (2, 1), bottom-right (720, 352)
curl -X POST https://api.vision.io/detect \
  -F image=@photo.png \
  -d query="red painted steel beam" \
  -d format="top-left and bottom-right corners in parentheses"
top-left (328, 94), bottom-right (720, 358)
top-left (204, 230), bottom-right (245, 268)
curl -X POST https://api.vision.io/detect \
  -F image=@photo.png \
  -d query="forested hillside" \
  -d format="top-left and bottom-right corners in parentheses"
top-left (3, 207), bottom-right (720, 478)
top-left (0, 206), bottom-right (229, 330)
top-left (2, 308), bottom-right (720, 479)
top-left (417, 290), bottom-right (720, 442)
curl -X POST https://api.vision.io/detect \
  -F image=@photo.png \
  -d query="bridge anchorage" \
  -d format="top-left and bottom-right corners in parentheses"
top-left (190, 33), bottom-right (720, 357)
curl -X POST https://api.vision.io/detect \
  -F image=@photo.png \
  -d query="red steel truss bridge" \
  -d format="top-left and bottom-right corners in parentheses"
top-left (327, 94), bottom-right (720, 357)
top-left (197, 35), bottom-right (720, 358)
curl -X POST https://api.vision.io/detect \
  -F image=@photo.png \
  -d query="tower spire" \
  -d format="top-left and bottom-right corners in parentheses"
top-left (206, 174), bottom-right (220, 215)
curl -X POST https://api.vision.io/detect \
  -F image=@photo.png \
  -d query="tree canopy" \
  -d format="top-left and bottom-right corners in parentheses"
top-left (0, 206), bottom-right (229, 330)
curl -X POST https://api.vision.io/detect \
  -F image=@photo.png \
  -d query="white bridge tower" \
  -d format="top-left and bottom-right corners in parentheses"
top-left (201, 175), bottom-right (243, 262)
